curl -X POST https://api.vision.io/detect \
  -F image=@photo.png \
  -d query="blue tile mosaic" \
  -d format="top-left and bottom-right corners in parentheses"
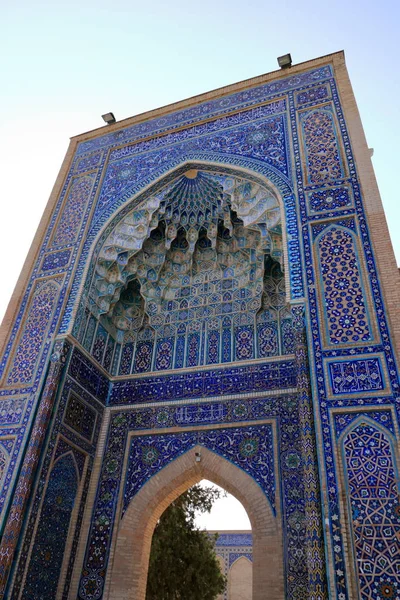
top-left (329, 357), bottom-right (384, 395)
top-left (21, 454), bottom-right (79, 600)
top-left (41, 249), bottom-right (71, 271)
top-left (215, 533), bottom-right (253, 547)
top-left (228, 553), bottom-right (253, 567)
top-left (333, 410), bottom-right (395, 438)
top-left (76, 66), bottom-right (332, 156)
top-left (68, 348), bottom-right (109, 404)
top-left (308, 186), bottom-right (352, 214)
top-left (2, 56), bottom-right (400, 600)
top-left (10, 373), bottom-right (103, 599)
top-left (109, 359), bottom-right (297, 405)
top-left (77, 389), bottom-right (313, 600)
top-left (295, 84), bottom-right (330, 106)
top-left (123, 424), bottom-right (275, 514)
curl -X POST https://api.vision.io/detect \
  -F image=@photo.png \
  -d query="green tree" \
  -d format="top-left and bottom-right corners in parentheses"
top-left (146, 484), bottom-right (226, 600)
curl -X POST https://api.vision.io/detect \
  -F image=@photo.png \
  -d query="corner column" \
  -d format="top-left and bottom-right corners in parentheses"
top-left (293, 305), bottom-right (327, 600)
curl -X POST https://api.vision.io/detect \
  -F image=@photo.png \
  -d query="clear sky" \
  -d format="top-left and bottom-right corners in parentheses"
top-left (1, 0), bottom-right (399, 527)
top-left (196, 481), bottom-right (251, 530)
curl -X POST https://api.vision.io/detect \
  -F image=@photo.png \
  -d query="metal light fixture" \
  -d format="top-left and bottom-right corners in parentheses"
top-left (277, 54), bottom-right (292, 69)
top-left (102, 112), bottom-right (116, 125)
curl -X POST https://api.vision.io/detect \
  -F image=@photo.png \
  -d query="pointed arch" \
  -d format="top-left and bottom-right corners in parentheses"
top-left (229, 555), bottom-right (253, 600)
top-left (88, 160), bottom-right (290, 307)
top-left (53, 449), bottom-right (81, 482)
top-left (338, 414), bottom-right (398, 449)
top-left (64, 156), bottom-right (303, 339)
top-left (105, 446), bottom-right (284, 600)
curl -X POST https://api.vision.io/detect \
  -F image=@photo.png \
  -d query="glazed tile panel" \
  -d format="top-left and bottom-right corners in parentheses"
top-left (77, 394), bottom-right (311, 600)
top-left (10, 360), bottom-right (104, 600)
top-left (109, 358), bottom-right (297, 405)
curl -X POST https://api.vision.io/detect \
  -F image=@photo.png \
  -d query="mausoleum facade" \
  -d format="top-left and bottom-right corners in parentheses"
top-left (0, 51), bottom-right (399, 600)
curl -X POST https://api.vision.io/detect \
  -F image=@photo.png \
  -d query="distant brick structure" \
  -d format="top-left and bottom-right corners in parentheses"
top-left (0, 51), bottom-right (399, 600)
top-left (211, 531), bottom-right (253, 600)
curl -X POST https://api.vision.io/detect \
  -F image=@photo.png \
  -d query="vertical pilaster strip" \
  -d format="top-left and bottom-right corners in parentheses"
top-left (293, 305), bottom-right (327, 599)
top-left (0, 339), bottom-right (71, 598)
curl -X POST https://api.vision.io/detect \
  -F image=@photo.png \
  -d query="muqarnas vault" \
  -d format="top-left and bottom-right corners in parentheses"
top-left (0, 51), bottom-right (399, 600)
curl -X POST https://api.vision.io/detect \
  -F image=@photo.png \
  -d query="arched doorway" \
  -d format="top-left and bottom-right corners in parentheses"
top-left (106, 446), bottom-right (283, 600)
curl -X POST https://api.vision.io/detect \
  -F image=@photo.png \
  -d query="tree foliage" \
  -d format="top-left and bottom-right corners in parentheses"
top-left (146, 484), bottom-right (226, 600)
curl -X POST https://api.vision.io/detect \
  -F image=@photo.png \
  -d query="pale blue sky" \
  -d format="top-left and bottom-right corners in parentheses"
top-left (1, 0), bottom-right (399, 529)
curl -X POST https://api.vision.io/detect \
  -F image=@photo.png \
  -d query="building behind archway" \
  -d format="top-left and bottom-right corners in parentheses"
top-left (210, 531), bottom-right (253, 600)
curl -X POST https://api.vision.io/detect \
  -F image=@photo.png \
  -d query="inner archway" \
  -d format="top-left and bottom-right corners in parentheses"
top-left (106, 445), bottom-right (284, 600)
top-left (73, 164), bottom-right (293, 378)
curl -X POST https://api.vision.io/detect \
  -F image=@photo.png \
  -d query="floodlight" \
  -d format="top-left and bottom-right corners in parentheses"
top-left (277, 54), bottom-right (292, 69)
top-left (102, 112), bottom-right (116, 125)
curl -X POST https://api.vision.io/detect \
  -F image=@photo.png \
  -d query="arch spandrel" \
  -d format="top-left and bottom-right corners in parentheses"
top-left (106, 445), bottom-right (283, 600)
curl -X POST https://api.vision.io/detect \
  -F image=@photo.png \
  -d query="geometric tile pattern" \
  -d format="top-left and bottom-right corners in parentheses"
top-left (122, 424), bottom-right (275, 514)
top-left (308, 187), bottom-right (352, 214)
top-left (21, 453), bottom-right (79, 600)
top-left (78, 169), bottom-right (290, 374)
top-left (68, 348), bottom-right (109, 404)
top-left (64, 394), bottom-right (97, 441)
top-left (77, 386), bottom-right (314, 600)
top-left (6, 278), bottom-right (62, 385)
top-left (41, 249), bottom-right (71, 272)
top-left (10, 366), bottom-right (103, 600)
top-left (0, 397), bottom-right (27, 425)
top-left (84, 262), bottom-right (293, 374)
top-left (343, 422), bottom-right (400, 600)
top-left (317, 227), bottom-right (372, 345)
top-left (109, 358), bottom-right (297, 405)
top-left (215, 533), bottom-right (253, 546)
top-left (51, 176), bottom-right (95, 247)
top-left (300, 109), bottom-right (344, 184)
top-left (334, 411), bottom-right (395, 438)
top-left (296, 85), bottom-right (330, 106)
top-left (78, 66), bottom-right (332, 156)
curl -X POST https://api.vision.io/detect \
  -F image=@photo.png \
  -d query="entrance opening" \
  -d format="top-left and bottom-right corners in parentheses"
top-left (196, 480), bottom-right (251, 529)
top-left (196, 480), bottom-right (253, 600)
top-left (146, 480), bottom-right (237, 600)
top-left (106, 447), bottom-right (284, 600)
